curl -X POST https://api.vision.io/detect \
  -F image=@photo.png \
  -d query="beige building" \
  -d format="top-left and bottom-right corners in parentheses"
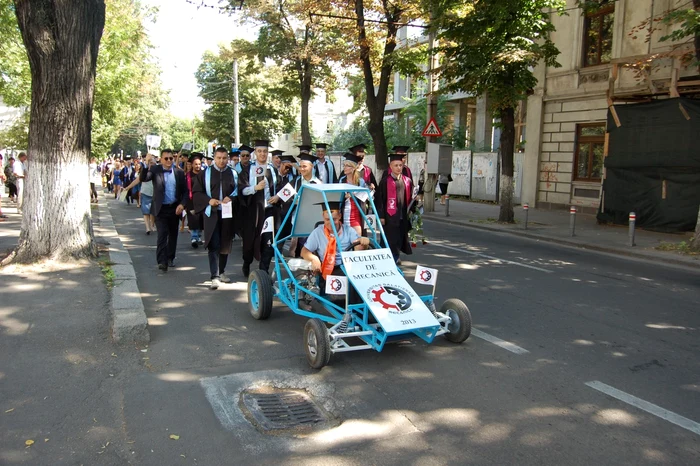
top-left (523, 0), bottom-right (700, 212)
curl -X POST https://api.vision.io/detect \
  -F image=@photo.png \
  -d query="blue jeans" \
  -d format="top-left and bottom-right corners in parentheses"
top-left (190, 229), bottom-right (201, 241)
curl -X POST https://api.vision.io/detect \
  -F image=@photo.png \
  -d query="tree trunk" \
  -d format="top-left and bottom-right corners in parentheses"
top-left (9, 0), bottom-right (105, 263)
top-left (695, 0), bottom-right (700, 71)
top-left (498, 106), bottom-right (516, 223)
top-left (355, 0), bottom-right (400, 172)
top-left (300, 59), bottom-right (312, 146)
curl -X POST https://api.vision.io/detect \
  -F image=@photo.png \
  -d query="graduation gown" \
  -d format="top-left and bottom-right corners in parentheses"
top-left (238, 161), bottom-right (279, 261)
top-left (185, 171), bottom-right (204, 231)
top-left (313, 158), bottom-right (338, 184)
top-left (375, 173), bottom-right (413, 256)
top-left (192, 166), bottom-right (238, 254)
top-left (359, 164), bottom-right (377, 188)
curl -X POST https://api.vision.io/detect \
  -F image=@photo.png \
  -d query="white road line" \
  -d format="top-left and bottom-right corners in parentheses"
top-left (430, 241), bottom-right (553, 273)
top-left (586, 380), bottom-right (700, 436)
top-left (471, 328), bottom-right (530, 354)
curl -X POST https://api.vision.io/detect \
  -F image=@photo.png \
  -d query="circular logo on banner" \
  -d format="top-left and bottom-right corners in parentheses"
top-left (263, 219), bottom-right (269, 230)
top-left (419, 269), bottom-right (432, 282)
top-left (255, 167), bottom-right (264, 176)
top-left (367, 284), bottom-right (412, 314)
top-left (330, 278), bottom-right (343, 292)
top-left (282, 188), bottom-right (291, 197)
top-left (366, 217), bottom-right (375, 228)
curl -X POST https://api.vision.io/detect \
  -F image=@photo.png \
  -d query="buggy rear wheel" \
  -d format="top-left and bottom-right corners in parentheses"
top-left (304, 318), bottom-right (331, 369)
top-left (441, 298), bottom-right (472, 343)
top-left (248, 270), bottom-right (273, 320)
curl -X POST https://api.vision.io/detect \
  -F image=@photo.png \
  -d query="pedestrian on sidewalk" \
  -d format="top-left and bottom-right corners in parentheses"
top-left (0, 154), bottom-right (5, 221)
top-left (89, 157), bottom-right (101, 203)
top-left (193, 147), bottom-right (238, 289)
top-left (139, 149), bottom-right (187, 272)
top-left (4, 157), bottom-right (17, 204)
top-left (13, 152), bottom-right (27, 212)
top-left (438, 172), bottom-right (451, 205)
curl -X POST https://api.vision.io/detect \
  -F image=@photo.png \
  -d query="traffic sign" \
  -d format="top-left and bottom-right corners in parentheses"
top-left (421, 117), bottom-right (442, 137)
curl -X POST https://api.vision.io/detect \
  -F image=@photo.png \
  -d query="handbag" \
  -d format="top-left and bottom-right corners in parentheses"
top-left (447, 174), bottom-right (453, 182)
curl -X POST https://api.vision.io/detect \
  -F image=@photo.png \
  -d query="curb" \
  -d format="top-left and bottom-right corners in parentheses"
top-left (423, 214), bottom-right (700, 270)
top-left (96, 193), bottom-right (150, 345)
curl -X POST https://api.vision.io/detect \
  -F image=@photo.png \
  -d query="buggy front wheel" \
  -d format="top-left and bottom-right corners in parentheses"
top-left (441, 299), bottom-right (472, 343)
top-left (304, 318), bottom-right (331, 369)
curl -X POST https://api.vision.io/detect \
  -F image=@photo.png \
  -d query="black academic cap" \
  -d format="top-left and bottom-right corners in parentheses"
top-left (297, 144), bottom-right (312, 153)
top-left (298, 153), bottom-right (318, 164)
top-left (348, 143), bottom-right (367, 154)
top-left (344, 152), bottom-right (362, 164)
top-left (188, 153), bottom-right (203, 163)
top-left (315, 143), bottom-right (328, 149)
top-left (205, 154), bottom-right (214, 160)
top-left (238, 144), bottom-right (253, 153)
top-left (392, 145), bottom-right (410, 154)
top-left (270, 149), bottom-right (284, 156)
top-left (124, 154), bottom-right (132, 160)
top-left (254, 139), bottom-right (270, 148)
top-left (316, 201), bottom-right (342, 212)
top-left (279, 155), bottom-right (297, 164)
top-left (388, 153), bottom-right (404, 162)
top-left (228, 148), bottom-right (240, 157)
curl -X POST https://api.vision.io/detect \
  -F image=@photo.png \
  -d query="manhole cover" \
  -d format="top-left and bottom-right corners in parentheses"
top-left (240, 389), bottom-right (328, 432)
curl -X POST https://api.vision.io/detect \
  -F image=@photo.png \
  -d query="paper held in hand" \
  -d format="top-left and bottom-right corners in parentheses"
top-left (325, 275), bottom-right (348, 295)
top-left (221, 201), bottom-right (233, 219)
top-left (414, 265), bottom-right (438, 286)
top-left (277, 183), bottom-right (297, 202)
top-left (261, 216), bottom-right (274, 233)
top-left (119, 190), bottom-right (128, 202)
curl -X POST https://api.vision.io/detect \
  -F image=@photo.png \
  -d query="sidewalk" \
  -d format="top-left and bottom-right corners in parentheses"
top-left (0, 200), bottom-right (137, 465)
top-left (422, 198), bottom-right (700, 269)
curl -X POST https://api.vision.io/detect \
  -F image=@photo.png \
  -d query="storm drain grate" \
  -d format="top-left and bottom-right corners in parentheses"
top-left (240, 389), bottom-right (327, 431)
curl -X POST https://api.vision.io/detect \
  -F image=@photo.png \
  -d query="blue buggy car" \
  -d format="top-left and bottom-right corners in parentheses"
top-left (247, 183), bottom-right (472, 369)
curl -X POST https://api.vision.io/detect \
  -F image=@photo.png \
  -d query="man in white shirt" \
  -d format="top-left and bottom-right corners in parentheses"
top-left (313, 143), bottom-right (337, 183)
top-left (13, 152), bottom-right (27, 212)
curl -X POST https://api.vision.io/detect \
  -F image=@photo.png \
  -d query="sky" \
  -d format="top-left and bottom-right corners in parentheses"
top-left (143, 0), bottom-right (250, 119)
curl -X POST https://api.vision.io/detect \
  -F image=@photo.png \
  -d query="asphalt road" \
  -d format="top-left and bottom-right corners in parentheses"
top-left (108, 199), bottom-right (700, 465)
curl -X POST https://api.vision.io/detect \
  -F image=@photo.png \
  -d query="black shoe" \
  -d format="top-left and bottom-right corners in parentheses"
top-left (242, 263), bottom-right (250, 278)
top-left (168, 259), bottom-right (175, 268)
top-left (191, 239), bottom-right (198, 249)
top-left (158, 263), bottom-right (168, 272)
top-left (146, 231), bottom-right (151, 235)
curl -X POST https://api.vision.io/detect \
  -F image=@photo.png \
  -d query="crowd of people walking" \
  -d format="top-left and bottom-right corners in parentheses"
top-left (102, 141), bottom-right (427, 289)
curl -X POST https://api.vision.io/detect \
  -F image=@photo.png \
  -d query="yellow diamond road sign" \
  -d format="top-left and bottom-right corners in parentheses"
top-left (421, 117), bottom-right (442, 137)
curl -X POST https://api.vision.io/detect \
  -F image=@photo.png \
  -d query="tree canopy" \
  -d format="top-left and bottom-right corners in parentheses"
top-left (0, 0), bottom-right (168, 156)
top-left (195, 40), bottom-right (298, 147)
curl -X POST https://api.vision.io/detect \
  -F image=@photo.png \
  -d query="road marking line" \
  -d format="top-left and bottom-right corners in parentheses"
top-left (585, 380), bottom-right (700, 436)
top-left (429, 241), bottom-right (553, 273)
top-left (471, 328), bottom-right (530, 354)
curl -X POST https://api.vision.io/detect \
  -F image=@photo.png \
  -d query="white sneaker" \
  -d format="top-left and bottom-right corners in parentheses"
top-left (210, 278), bottom-right (220, 290)
top-left (219, 273), bottom-right (231, 283)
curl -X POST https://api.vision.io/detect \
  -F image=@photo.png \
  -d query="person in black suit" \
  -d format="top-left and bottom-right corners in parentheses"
top-left (140, 148), bottom-right (188, 272)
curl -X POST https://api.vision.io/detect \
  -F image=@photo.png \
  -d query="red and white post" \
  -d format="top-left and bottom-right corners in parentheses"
top-left (628, 212), bottom-right (636, 247)
top-left (523, 203), bottom-right (529, 229)
top-left (569, 206), bottom-right (577, 237)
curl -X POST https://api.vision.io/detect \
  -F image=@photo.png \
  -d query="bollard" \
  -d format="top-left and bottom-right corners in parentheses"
top-left (523, 203), bottom-right (529, 229)
top-left (628, 212), bottom-right (636, 246)
top-left (445, 194), bottom-right (450, 217)
top-left (569, 206), bottom-right (577, 237)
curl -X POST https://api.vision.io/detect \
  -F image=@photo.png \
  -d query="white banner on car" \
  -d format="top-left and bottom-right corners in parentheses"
top-left (341, 248), bottom-right (439, 334)
top-left (277, 183), bottom-right (297, 202)
top-left (325, 275), bottom-right (347, 295)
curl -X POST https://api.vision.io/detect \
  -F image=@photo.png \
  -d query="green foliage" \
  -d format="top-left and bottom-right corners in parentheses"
top-left (397, 95), bottom-right (465, 151)
top-left (659, 3), bottom-right (700, 68)
top-left (431, 0), bottom-right (566, 112)
top-left (0, 0), bottom-right (168, 156)
top-left (0, 111), bottom-right (28, 149)
top-left (195, 41), bottom-right (298, 146)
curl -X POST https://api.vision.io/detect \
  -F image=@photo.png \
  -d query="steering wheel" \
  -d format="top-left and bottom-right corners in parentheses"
top-left (344, 239), bottom-right (378, 251)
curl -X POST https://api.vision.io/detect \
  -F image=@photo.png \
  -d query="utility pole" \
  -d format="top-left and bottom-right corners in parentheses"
top-left (233, 59), bottom-right (240, 146)
top-left (424, 11), bottom-right (439, 213)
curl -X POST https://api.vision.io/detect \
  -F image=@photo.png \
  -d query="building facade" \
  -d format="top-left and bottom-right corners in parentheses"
top-left (523, 0), bottom-right (699, 212)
